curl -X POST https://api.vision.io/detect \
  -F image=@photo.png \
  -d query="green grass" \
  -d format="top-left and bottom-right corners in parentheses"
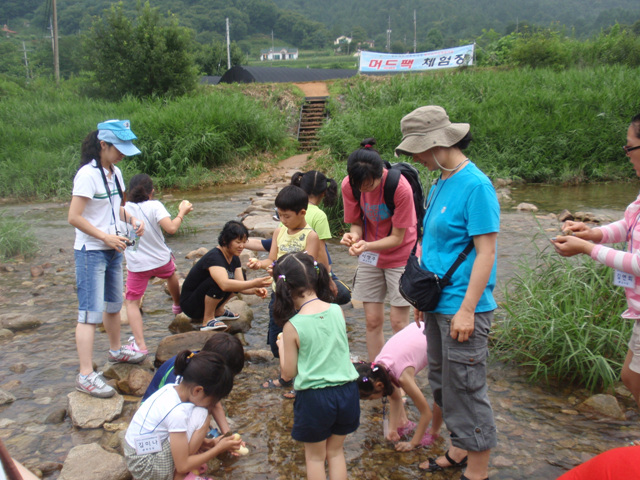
top-left (320, 65), bottom-right (639, 183)
top-left (0, 78), bottom-right (296, 199)
top-left (0, 211), bottom-right (38, 260)
top-left (493, 239), bottom-right (630, 392)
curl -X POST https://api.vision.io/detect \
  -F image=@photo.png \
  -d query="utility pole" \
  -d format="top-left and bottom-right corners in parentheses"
top-left (414, 10), bottom-right (417, 53)
top-left (226, 18), bottom-right (231, 70)
top-left (22, 41), bottom-right (31, 81)
top-left (271, 30), bottom-right (274, 61)
top-left (386, 16), bottom-right (391, 52)
top-left (52, 0), bottom-right (60, 83)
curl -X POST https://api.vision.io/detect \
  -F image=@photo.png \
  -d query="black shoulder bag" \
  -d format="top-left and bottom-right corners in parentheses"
top-left (399, 240), bottom-right (474, 312)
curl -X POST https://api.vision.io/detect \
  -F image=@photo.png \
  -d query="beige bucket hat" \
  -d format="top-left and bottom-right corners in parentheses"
top-left (395, 106), bottom-right (469, 156)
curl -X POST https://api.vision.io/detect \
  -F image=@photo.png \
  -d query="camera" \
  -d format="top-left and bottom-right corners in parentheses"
top-left (124, 238), bottom-right (136, 247)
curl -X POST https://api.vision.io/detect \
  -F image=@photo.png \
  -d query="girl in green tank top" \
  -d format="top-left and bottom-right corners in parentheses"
top-left (272, 252), bottom-right (360, 480)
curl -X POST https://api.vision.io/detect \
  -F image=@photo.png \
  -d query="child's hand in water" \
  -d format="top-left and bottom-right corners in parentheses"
top-left (214, 434), bottom-right (242, 455)
top-left (386, 431), bottom-right (400, 443)
top-left (394, 440), bottom-right (415, 452)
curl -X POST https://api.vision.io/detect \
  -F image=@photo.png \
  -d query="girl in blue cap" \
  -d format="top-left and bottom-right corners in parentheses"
top-left (68, 119), bottom-right (147, 398)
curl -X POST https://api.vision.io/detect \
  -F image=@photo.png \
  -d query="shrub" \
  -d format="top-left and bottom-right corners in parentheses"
top-left (0, 212), bottom-right (38, 260)
top-left (493, 243), bottom-right (630, 391)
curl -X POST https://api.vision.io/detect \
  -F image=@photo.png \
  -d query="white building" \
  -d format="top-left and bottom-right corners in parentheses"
top-left (260, 47), bottom-right (299, 61)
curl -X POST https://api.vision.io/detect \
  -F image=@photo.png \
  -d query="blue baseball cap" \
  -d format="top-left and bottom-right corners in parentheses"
top-left (97, 119), bottom-right (141, 156)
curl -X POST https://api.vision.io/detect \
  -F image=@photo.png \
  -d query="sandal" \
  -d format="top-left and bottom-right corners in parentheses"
top-left (419, 450), bottom-right (467, 472)
top-left (282, 390), bottom-right (296, 399)
top-left (397, 420), bottom-right (416, 438)
top-left (460, 476), bottom-right (489, 480)
top-left (261, 376), bottom-right (293, 389)
top-left (215, 309), bottom-right (239, 321)
top-left (200, 320), bottom-right (229, 332)
top-left (418, 432), bottom-right (439, 447)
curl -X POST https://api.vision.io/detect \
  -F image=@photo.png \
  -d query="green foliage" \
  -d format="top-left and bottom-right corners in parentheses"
top-left (81, 2), bottom-right (199, 99)
top-left (510, 31), bottom-right (574, 68)
top-left (493, 243), bottom-right (630, 391)
top-left (0, 81), bottom-right (291, 198)
top-left (0, 211), bottom-right (38, 260)
top-left (195, 41), bottom-right (246, 76)
top-left (320, 66), bottom-right (639, 182)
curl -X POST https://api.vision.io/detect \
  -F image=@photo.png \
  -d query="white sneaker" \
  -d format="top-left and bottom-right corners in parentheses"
top-left (75, 371), bottom-right (115, 398)
top-left (108, 344), bottom-right (146, 364)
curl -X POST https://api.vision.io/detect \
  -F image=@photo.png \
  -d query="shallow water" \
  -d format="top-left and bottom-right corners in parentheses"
top-left (1, 183), bottom-right (640, 479)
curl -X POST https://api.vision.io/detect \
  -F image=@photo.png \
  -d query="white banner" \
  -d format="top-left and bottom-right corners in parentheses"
top-left (359, 44), bottom-right (474, 73)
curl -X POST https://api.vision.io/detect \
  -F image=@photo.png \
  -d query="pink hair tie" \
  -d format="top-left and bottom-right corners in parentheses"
top-left (364, 144), bottom-right (372, 148)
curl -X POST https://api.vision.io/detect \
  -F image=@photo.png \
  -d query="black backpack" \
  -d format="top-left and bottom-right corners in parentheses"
top-left (353, 161), bottom-right (426, 237)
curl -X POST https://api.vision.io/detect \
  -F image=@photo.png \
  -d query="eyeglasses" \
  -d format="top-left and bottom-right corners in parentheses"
top-left (623, 145), bottom-right (640, 154)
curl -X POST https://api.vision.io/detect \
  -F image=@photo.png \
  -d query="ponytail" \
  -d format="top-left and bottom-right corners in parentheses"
top-left (354, 362), bottom-right (394, 398)
top-left (174, 350), bottom-right (234, 402)
top-left (290, 170), bottom-right (338, 206)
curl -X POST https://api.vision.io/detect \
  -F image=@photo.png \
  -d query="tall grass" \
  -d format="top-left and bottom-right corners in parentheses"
top-left (0, 78), bottom-right (293, 199)
top-left (0, 212), bottom-right (38, 260)
top-left (493, 241), bottom-right (630, 392)
top-left (321, 65), bottom-right (639, 183)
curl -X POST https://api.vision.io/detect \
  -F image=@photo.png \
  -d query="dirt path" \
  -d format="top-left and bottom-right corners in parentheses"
top-left (292, 81), bottom-right (329, 97)
top-left (256, 153), bottom-right (313, 184)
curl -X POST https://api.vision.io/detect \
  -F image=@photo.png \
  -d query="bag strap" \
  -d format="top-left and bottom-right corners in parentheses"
top-left (441, 240), bottom-right (475, 286)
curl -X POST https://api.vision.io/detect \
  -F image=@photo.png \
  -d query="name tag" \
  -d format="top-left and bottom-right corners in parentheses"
top-left (134, 434), bottom-right (162, 455)
top-left (614, 270), bottom-right (636, 288)
top-left (359, 251), bottom-right (379, 267)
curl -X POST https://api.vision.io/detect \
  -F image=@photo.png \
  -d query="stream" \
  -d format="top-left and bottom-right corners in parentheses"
top-left (1, 181), bottom-right (640, 479)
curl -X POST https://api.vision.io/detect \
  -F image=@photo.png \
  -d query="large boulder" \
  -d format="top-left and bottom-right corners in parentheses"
top-left (59, 443), bottom-right (131, 480)
top-left (0, 313), bottom-right (42, 332)
top-left (155, 331), bottom-right (221, 366)
top-left (67, 392), bottom-right (124, 428)
top-left (577, 394), bottom-right (625, 420)
top-left (220, 299), bottom-right (253, 334)
top-left (0, 388), bottom-right (16, 406)
top-left (243, 214), bottom-right (276, 231)
top-left (102, 358), bottom-right (155, 382)
top-left (168, 313), bottom-right (195, 334)
top-left (116, 368), bottom-right (154, 396)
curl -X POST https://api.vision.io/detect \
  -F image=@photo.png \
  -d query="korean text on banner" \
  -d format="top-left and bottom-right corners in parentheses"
top-left (359, 44), bottom-right (474, 73)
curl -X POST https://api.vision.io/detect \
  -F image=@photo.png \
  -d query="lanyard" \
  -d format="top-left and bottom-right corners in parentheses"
top-left (138, 387), bottom-right (185, 435)
top-left (97, 161), bottom-right (127, 233)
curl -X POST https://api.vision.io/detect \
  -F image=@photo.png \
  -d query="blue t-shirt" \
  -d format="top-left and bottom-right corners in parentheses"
top-left (142, 354), bottom-right (182, 402)
top-left (420, 161), bottom-right (499, 314)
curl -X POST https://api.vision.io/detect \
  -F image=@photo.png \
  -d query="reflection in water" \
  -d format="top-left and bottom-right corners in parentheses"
top-left (1, 184), bottom-right (639, 479)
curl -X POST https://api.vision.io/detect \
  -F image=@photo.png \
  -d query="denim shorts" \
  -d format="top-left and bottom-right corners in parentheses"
top-left (74, 247), bottom-right (123, 324)
top-left (292, 381), bottom-right (360, 443)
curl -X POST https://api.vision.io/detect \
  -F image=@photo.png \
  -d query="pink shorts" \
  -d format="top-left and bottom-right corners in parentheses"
top-left (125, 259), bottom-right (176, 300)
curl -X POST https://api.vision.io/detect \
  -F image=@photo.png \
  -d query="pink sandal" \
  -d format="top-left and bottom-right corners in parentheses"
top-left (419, 432), bottom-right (439, 447)
top-left (397, 421), bottom-right (416, 438)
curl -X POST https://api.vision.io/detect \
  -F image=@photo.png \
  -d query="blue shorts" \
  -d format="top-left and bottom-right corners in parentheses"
top-left (74, 247), bottom-right (123, 324)
top-left (292, 381), bottom-right (360, 443)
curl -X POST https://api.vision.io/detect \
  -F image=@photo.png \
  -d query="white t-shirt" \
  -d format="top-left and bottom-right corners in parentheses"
top-left (125, 384), bottom-right (208, 448)
top-left (124, 200), bottom-right (172, 272)
top-left (72, 160), bottom-right (126, 251)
